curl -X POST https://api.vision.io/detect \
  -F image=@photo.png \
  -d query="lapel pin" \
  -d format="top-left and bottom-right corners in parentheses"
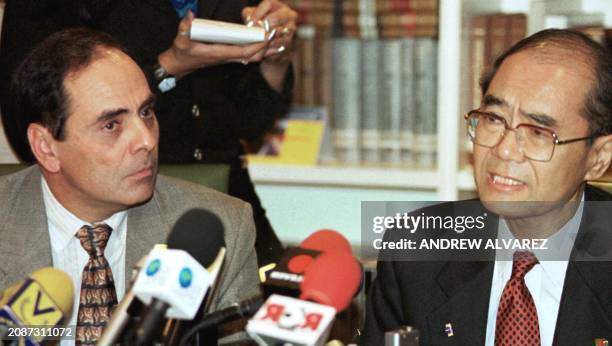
top-left (594, 338), bottom-right (609, 346)
top-left (444, 323), bottom-right (454, 337)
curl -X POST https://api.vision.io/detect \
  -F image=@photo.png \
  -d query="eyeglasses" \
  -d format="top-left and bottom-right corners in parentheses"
top-left (464, 110), bottom-right (595, 162)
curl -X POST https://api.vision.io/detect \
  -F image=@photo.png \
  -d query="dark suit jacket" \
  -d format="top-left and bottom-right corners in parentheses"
top-left (363, 185), bottom-right (612, 345)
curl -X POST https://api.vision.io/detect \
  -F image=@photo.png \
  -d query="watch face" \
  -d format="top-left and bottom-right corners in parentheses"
top-left (158, 77), bottom-right (177, 93)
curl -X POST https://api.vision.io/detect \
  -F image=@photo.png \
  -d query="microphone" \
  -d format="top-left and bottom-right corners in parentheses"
top-left (131, 209), bottom-right (226, 345)
top-left (300, 229), bottom-right (353, 254)
top-left (0, 268), bottom-right (74, 346)
top-left (177, 295), bottom-right (264, 346)
top-left (263, 229), bottom-right (352, 297)
top-left (299, 251), bottom-right (362, 312)
top-left (247, 252), bottom-right (363, 346)
top-left (246, 294), bottom-right (337, 346)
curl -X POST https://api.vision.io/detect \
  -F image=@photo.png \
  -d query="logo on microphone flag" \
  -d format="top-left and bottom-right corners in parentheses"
top-left (246, 295), bottom-right (335, 346)
top-left (179, 268), bottom-right (193, 288)
top-left (146, 259), bottom-right (161, 276)
top-left (0, 279), bottom-right (64, 344)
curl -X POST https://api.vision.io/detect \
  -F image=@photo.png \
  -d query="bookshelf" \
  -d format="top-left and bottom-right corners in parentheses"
top-left (250, 163), bottom-right (475, 190)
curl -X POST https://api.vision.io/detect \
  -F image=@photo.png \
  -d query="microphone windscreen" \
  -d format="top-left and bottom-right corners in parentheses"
top-left (299, 252), bottom-right (361, 312)
top-left (29, 268), bottom-right (75, 318)
top-left (300, 229), bottom-right (352, 254)
top-left (166, 209), bottom-right (225, 267)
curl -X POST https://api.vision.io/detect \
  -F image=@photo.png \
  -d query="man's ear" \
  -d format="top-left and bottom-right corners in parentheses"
top-left (27, 123), bottom-right (61, 173)
top-left (584, 134), bottom-right (612, 181)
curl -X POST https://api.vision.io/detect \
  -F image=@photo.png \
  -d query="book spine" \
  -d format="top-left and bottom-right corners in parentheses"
top-left (315, 37), bottom-right (334, 112)
top-left (316, 37), bottom-right (336, 164)
top-left (297, 26), bottom-right (317, 105)
top-left (400, 37), bottom-right (416, 165)
top-left (469, 15), bottom-right (488, 110)
top-left (487, 14), bottom-right (508, 68)
top-left (506, 14), bottom-right (527, 49)
top-left (414, 37), bottom-right (437, 169)
top-left (361, 39), bottom-right (381, 164)
top-left (379, 38), bottom-right (403, 165)
top-left (332, 38), bottom-right (362, 163)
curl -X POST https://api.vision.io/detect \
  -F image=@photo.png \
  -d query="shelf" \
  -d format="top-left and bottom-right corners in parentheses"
top-left (249, 163), bottom-right (476, 191)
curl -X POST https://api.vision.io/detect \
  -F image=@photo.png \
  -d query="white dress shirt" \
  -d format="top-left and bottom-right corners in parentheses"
top-left (484, 198), bottom-right (584, 346)
top-left (41, 177), bottom-right (127, 346)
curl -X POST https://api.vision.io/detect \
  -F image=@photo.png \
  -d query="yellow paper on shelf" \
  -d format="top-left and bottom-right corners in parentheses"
top-left (248, 119), bottom-right (325, 166)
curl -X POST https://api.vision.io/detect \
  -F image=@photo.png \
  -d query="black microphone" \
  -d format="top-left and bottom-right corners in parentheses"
top-left (262, 229), bottom-right (353, 298)
top-left (131, 209), bottom-right (226, 345)
top-left (178, 295), bottom-right (264, 346)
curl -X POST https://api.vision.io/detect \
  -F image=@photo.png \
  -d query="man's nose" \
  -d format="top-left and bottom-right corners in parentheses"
top-left (494, 129), bottom-right (527, 163)
top-left (130, 117), bottom-right (157, 153)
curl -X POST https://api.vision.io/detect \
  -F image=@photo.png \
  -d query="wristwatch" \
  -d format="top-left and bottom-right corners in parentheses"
top-left (152, 62), bottom-right (176, 93)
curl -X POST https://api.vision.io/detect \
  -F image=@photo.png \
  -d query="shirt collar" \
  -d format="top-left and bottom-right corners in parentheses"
top-left (41, 176), bottom-right (127, 250)
top-left (496, 192), bottom-right (585, 285)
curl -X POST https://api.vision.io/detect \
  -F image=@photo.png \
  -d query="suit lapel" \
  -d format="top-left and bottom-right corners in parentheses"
top-left (0, 167), bottom-right (52, 288)
top-left (125, 192), bottom-right (171, 288)
top-left (553, 261), bottom-right (612, 345)
top-left (425, 205), bottom-right (498, 345)
top-left (426, 261), bottom-right (494, 345)
top-left (553, 196), bottom-right (612, 344)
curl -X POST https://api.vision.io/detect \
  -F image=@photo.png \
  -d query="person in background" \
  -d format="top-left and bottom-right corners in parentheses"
top-left (0, 0), bottom-right (296, 267)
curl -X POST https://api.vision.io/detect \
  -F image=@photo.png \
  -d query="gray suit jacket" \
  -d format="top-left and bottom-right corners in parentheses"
top-left (0, 165), bottom-right (260, 316)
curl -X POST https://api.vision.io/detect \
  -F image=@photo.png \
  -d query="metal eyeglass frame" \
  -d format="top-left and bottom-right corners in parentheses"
top-left (464, 109), bottom-right (595, 162)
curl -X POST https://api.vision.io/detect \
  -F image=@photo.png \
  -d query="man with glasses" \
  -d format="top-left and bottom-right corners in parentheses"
top-left (363, 29), bottom-right (612, 346)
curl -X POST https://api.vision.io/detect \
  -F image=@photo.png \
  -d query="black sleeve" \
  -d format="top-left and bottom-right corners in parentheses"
top-left (230, 63), bottom-right (294, 142)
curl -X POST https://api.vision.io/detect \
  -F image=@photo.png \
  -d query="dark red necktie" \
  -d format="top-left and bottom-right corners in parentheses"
top-left (495, 251), bottom-right (541, 346)
top-left (75, 224), bottom-right (118, 345)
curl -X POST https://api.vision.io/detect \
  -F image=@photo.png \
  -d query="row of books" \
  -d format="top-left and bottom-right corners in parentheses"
top-left (284, 0), bottom-right (438, 38)
top-left (285, 0), bottom-right (440, 168)
top-left (468, 13), bottom-right (527, 110)
top-left (332, 37), bottom-right (438, 167)
top-left (468, 13), bottom-right (612, 111)
top-left (288, 36), bottom-right (438, 168)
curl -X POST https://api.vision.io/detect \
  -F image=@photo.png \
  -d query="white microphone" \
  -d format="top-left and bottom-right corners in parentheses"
top-left (133, 248), bottom-right (213, 320)
top-left (127, 209), bottom-right (226, 345)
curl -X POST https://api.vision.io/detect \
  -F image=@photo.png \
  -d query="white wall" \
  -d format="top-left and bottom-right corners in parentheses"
top-left (255, 184), bottom-right (437, 245)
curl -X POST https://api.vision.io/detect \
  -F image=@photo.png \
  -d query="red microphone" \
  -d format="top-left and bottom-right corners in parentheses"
top-left (300, 229), bottom-right (353, 255)
top-left (247, 247), bottom-right (362, 345)
top-left (299, 251), bottom-right (362, 312)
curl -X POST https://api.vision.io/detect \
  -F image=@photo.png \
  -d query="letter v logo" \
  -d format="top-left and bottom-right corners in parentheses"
top-left (33, 291), bottom-right (56, 316)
